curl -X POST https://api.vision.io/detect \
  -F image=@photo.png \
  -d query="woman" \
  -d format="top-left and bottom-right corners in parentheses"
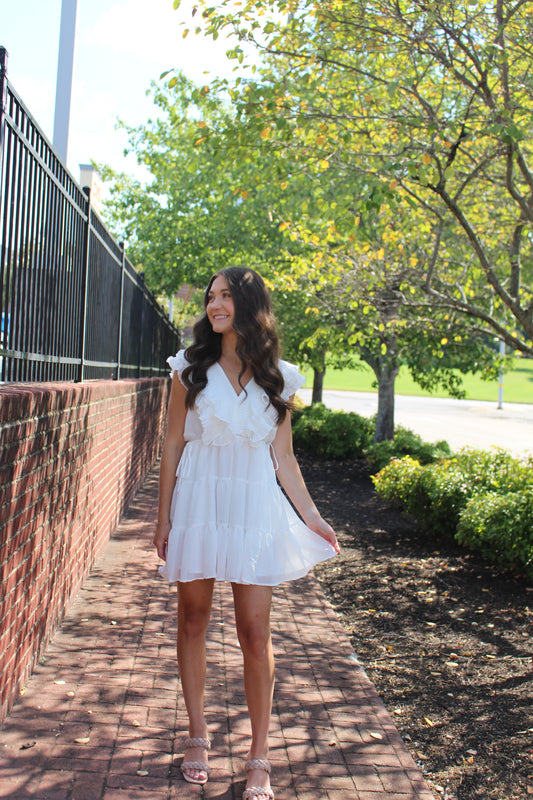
top-left (153, 267), bottom-right (339, 800)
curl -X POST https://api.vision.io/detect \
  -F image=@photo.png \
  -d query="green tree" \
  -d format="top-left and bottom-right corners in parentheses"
top-left (176, 0), bottom-right (533, 357)
top-left (99, 74), bottom-right (350, 395)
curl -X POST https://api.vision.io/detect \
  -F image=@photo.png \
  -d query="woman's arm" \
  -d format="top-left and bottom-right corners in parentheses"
top-left (153, 374), bottom-right (188, 560)
top-left (273, 402), bottom-right (340, 553)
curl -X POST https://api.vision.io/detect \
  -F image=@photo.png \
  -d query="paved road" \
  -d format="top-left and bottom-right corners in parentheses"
top-left (298, 389), bottom-right (533, 458)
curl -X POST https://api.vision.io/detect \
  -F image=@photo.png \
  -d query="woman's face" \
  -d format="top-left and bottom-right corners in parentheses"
top-left (206, 275), bottom-right (235, 334)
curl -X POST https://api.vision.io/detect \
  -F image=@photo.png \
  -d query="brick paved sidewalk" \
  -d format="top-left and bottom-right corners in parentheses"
top-left (0, 468), bottom-right (435, 800)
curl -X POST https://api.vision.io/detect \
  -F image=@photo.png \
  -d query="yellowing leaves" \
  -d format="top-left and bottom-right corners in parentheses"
top-left (260, 127), bottom-right (271, 139)
top-left (422, 153), bottom-right (432, 165)
top-left (318, 159), bottom-right (330, 171)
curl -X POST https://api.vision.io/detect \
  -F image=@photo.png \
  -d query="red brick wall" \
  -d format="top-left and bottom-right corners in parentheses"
top-left (0, 379), bottom-right (169, 723)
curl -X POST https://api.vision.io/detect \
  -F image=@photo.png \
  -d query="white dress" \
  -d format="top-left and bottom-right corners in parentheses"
top-left (160, 350), bottom-right (337, 586)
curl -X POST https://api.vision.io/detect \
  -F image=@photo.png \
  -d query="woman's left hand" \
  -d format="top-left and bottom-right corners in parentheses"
top-left (305, 513), bottom-right (341, 553)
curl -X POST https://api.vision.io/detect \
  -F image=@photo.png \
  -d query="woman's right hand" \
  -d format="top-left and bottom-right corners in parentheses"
top-left (153, 521), bottom-right (172, 560)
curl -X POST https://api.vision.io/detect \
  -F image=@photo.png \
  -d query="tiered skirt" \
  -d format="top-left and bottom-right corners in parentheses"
top-left (160, 438), bottom-right (336, 586)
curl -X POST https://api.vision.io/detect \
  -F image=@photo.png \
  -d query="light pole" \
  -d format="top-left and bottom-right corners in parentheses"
top-left (53, 0), bottom-right (79, 163)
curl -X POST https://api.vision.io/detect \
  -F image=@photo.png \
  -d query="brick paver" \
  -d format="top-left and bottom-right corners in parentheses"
top-left (0, 468), bottom-right (435, 799)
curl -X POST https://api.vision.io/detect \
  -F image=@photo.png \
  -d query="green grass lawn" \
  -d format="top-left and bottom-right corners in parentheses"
top-left (302, 357), bottom-right (533, 404)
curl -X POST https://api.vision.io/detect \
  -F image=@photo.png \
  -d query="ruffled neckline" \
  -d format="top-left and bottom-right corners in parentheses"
top-left (195, 364), bottom-right (278, 446)
top-left (214, 362), bottom-right (254, 399)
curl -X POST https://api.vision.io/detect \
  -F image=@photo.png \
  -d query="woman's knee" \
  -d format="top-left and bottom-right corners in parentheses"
top-left (238, 622), bottom-right (272, 661)
top-left (178, 581), bottom-right (213, 640)
top-left (179, 604), bottom-right (211, 639)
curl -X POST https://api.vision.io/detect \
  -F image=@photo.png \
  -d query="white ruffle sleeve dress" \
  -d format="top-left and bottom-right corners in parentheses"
top-left (160, 349), bottom-right (337, 586)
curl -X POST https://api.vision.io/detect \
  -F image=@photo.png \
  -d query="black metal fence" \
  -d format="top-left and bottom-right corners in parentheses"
top-left (0, 47), bottom-right (179, 383)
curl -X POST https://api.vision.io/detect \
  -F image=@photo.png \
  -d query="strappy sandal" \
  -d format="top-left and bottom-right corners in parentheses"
top-left (243, 758), bottom-right (274, 800)
top-left (180, 736), bottom-right (211, 785)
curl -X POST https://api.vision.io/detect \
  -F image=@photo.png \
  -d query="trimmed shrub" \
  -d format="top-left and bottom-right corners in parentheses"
top-left (292, 403), bottom-right (374, 459)
top-left (457, 491), bottom-right (533, 579)
top-left (409, 461), bottom-right (473, 540)
top-left (365, 425), bottom-right (451, 473)
top-left (453, 448), bottom-right (533, 494)
top-left (374, 448), bottom-right (533, 576)
top-left (371, 455), bottom-right (424, 508)
top-left (373, 457), bottom-right (470, 540)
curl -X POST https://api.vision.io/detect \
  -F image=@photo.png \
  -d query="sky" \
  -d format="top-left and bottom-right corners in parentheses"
top-left (1, 0), bottom-right (249, 183)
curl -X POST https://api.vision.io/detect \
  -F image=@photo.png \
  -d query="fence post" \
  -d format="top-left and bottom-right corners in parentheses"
top-left (0, 48), bottom-right (7, 190)
top-left (137, 272), bottom-right (145, 379)
top-left (0, 48), bottom-right (8, 265)
top-left (77, 187), bottom-right (91, 382)
top-left (116, 242), bottom-right (125, 379)
top-left (0, 49), bottom-right (8, 382)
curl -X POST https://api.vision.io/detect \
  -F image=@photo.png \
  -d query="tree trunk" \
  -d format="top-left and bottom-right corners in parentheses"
top-left (312, 366), bottom-right (325, 404)
top-left (374, 362), bottom-right (399, 442)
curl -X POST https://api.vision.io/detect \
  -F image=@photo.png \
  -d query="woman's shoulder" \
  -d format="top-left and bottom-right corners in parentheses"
top-left (278, 359), bottom-right (305, 399)
top-left (167, 349), bottom-right (190, 383)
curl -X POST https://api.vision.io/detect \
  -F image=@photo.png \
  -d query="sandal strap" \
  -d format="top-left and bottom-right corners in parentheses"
top-left (184, 736), bottom-right (211, 750)
top-left (243, 788), bottom-right (274, 800)
top-left (246, 758), bottom-right (271, 774)
top-left (181, 759), bottom-right (211, 774)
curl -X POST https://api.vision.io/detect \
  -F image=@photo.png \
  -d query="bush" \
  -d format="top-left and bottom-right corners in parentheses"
top-left (374, 448), bottom-right (533, 576)
top-left (457, 491), bottom-right (533, 579)
top-left (292, 403), bottom-right (374, 459)
top-left (408, 461), bottom-right (473, 540)
top-left (371, 456), bottom-right (424, 507)
top-left (373, 457), bottom-right (471, 540)
top-left (365, 425), bottom-right (451, 473)
top-left (453, 448), bottom-right (533, 494)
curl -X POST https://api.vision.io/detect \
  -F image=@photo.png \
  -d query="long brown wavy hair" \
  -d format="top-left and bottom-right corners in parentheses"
top-left (182, 267), bottom-right (291, 422)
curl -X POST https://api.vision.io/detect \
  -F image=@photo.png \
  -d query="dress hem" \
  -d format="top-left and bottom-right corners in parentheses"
top-left (158, 553), bottom-right (336, 587)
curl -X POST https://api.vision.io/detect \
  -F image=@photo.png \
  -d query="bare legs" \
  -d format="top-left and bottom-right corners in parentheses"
top-left (233, 583), bottom-right (274, 796)
top-left (177, 580), bottom-right (274, 795)
top-left (177, 579), bottom-right (215, 783)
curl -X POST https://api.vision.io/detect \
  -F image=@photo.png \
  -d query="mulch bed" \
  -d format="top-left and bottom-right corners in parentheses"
top-left (299, 453), bottom-right (533, 800)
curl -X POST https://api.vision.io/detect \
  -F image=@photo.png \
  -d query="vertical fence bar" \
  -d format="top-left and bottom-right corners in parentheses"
top-left (0, 48), bottom-right (7, 234)
top-left (137, 272), bottom-right (145, 378)
top-left (77, 188), bottom-right (91, 382)
top-left (0, 48), bottom-right (8, 381)
top-left (116, 242), bottom-right (125, 379)
top-left (0, 48), bottom-right (7, 226)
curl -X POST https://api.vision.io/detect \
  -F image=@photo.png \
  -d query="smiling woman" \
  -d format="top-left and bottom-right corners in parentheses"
top-left (153, 266), bottom-right (340, 799)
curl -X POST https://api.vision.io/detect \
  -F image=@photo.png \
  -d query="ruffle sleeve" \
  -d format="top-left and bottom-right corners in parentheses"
top-left (279, 359), bottom-right (305, 400)
top-left (167, 349), bottom-right (189, 387)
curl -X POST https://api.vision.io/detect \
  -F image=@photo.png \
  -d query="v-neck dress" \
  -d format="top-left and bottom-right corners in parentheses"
top-left (160, 349), bottom-right (337, 586)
